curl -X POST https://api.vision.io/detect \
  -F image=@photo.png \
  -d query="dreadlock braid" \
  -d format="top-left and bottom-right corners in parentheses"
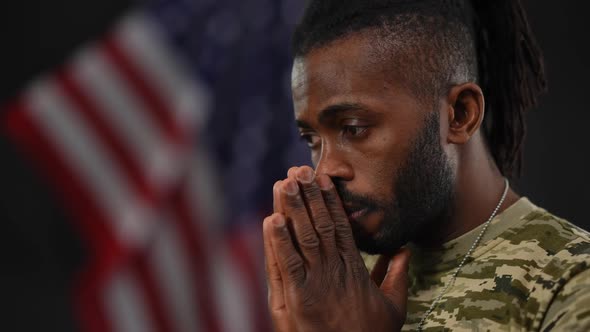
top-left (471, 0), bottom-right (547, 178)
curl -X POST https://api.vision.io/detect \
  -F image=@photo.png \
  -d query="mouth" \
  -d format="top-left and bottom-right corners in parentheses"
top-left (345, 206), bottom-right (369, 222)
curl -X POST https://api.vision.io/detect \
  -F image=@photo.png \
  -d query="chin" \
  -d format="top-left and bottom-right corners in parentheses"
top-left (351, 219), bottom-right (406, 256)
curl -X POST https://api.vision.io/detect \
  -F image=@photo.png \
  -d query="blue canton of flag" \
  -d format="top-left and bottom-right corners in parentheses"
top-left (149, 0), bottom-right (311, 220)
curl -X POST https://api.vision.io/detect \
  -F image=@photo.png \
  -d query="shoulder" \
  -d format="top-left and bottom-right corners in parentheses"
top-left (501, 205), bottom-right (590, 262)
top-left (541, 268), bottom-right (590, 331)
top-left (509, 205), bottom-right (590, 330)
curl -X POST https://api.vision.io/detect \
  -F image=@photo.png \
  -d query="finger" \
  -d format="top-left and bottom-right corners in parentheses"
top-left (380, 248), bottom-right (411, 317)
top-left (287, 166), bottom-right (299, 180)
top-left (295, 166), bottom-right (337, 258)
top-left (276, 164), bottom-right (303, 215)
top-left (273, 180), bottom-right (284, 213)
top-left (370, 254), bottom-right (392, 286)
top-left (281, 179), bottom-right (321, 265)
top-left (316, 174), bottom-right (357, 257)
top-left (263, 214), bottom-right (287, 312)
top-left (271, 211), bottom-right (307, 288)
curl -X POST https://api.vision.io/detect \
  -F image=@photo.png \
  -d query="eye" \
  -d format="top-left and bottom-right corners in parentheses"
top-left (342, 125), bottom-right (368, 138)
top-left (300, 133), bottom-right (321, 149)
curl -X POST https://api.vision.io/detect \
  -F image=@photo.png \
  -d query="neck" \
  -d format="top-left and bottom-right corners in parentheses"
top-left (417, 134), bottom-right (520, 248)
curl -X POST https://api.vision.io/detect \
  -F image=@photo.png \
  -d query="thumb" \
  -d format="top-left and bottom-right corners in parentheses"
top-left (379, 248), bottom-right (411, 313)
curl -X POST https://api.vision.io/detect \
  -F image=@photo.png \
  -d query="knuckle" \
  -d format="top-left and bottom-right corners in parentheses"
top-left (299, 291), bottom-right (319, 310)
top-left (298, 231), bottom-right (320, 250)
top-left (347, 258), bottom-right (367, 280)
top-left (334, 219), bottom-right (352, 234)
top-left (314, 217), bottom-right (335, 236)
top-left (285, 194), bottom-right (306, 209)
top-left (284, 255), bottom-right (304, 280)
top-left (323, 191), bottom-right (340, 206)
top-left (302, 185), bottom-right (322, 201)
top-left (293, 286), bottom-right (322, 312)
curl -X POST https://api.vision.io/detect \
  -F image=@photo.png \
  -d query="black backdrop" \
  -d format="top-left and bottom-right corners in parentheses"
top-left (517, 1), bottom-right (590, 228)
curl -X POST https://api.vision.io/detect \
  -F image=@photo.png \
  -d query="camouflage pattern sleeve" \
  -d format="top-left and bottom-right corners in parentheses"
top-left (541, 268), bottom-right (590, 331)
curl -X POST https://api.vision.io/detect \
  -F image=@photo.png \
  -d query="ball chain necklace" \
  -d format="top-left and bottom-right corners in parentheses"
top-left (417, 178), bottom-right (510, 332)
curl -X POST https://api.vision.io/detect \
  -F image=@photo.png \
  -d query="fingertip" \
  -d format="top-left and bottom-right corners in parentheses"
top-left (397, 247), bottom-right (412, 260)
top-left (273, 180), bottom-right (283, 191)
top-left (287, 166), bottom-right (299, 179)
top-left (271, 213), bottom-right (286, 228)
top-left (263, 215), bottom-right (274, 232)
top-left (295, 166), bottom-right (315, 184)
top-left (282, 179), bottom-right (300, 196)
top-left (388, 248), bottom-right (412, 273)
top-left (316, 173), bottom-right (334, 190)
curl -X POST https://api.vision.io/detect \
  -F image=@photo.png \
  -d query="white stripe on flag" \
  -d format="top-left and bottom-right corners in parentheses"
top-left (105, 269), bottom-right (157, 332)
top-left (70, 46), bottom-right (182, 191)
top-left (26, 78), bottom-right (154, 247)
top-left (185, 142), bottom-right (258, 332)
top-left (210, 247), bottom-right (255, 332)
top-left (148, 214), bottom-right (202, 332)
top-left (115, 11), bottom-right (210, 132)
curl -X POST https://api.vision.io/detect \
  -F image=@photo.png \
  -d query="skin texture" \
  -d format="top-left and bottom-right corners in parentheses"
top-left (263, 31), bottom-right (520, 331)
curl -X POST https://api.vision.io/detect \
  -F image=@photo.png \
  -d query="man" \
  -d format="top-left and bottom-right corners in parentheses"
top-left (262, 0), bottom-right (590, 331)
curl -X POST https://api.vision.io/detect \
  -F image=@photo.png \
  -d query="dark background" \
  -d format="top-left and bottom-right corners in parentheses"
top-left (517, 1), bottom-right (590, 227)
top-left (0, 1), bottom-right (589, 331)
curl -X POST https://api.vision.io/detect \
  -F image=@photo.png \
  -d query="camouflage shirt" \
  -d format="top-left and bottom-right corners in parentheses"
top-left (364, 198), bottom-right (590, 331)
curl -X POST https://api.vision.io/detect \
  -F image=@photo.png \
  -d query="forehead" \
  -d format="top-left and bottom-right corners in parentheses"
top-left (293, 34), bottom-right (381, 98)
top-left (291, 32), bottom-right (417, 118)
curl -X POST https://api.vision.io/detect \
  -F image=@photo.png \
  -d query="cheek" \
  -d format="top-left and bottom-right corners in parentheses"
top-left (350, 132), bottom-right (405, 200)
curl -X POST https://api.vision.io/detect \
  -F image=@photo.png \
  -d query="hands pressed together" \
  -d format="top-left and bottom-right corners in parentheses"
top-left (263, 165), bottom-right (412, 332)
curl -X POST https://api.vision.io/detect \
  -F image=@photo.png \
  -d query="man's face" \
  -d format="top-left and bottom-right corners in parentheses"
top-left (291, 34), bottom-right (455, 255)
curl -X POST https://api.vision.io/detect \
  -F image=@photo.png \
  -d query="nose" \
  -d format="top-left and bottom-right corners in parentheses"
top-left (314, 142), bottom-right (354, 181)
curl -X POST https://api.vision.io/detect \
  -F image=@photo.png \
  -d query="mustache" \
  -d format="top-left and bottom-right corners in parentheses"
top-left (333, 180), bottom-right (380, 212)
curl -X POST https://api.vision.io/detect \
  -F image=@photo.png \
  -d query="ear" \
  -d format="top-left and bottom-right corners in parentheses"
top-left (446, 83), bottom-right (485, 145)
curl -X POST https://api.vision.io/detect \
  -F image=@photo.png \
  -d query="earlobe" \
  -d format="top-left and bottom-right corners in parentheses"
top-left (446, 83), bottom-right (485, 145)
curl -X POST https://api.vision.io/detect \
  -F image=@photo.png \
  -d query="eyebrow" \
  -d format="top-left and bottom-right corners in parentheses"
top-left (296, 119), bottom-right (312, 129)
top-left (295, 102), bottom-right (370, 130)
top-left (318, 102), bottom-right (369, 124)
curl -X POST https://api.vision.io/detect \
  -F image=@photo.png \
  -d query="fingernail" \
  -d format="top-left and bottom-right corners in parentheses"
top-left (287, 167), bottom-right (298, 178)
top-left (296, 167), bottom-right (314, 183)
top-left (273, 180), bottom-right (282, 191)
top-left (317, 174), bottom-right (333, 190)
top-left (273, 214), bottom-right (285, 228)
top-left (283, 180), bottom-right (299, 195)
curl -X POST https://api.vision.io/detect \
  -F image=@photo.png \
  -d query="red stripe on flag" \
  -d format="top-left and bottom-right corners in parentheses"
top-left (227, 227), bottom-right (272, 332)
top-left (133, 254), bottom-right (177, 332)
top-left (171, 187), bottom-right (223, 332)
top-left (2, 99), bottom-right (126, 266)
top-left (101, 35), bottom-right (187, 145)
top-left (2, 100), bottom-right (124, 332)
top-left (55, 69), bottom-right (160, 206)
top-left (56, 63), bottom-right (182, 332)
top-left (4, 96), bottom-right (182, 332)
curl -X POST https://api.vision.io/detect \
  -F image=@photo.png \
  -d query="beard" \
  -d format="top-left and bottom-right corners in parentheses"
top-left (335, 111), bottom-right (455, 256)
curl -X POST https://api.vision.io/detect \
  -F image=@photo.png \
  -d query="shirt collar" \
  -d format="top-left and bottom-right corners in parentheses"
top-left (408, 197), bottom-right (538, 273)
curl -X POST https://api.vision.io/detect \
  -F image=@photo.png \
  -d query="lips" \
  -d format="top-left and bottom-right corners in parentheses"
top-left (344, 204), bottom-right (369, 221)
top-left (348, 208), bottom-right (368, 220)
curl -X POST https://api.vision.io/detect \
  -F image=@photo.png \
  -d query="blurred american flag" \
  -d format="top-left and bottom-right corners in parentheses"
top-left (1, 0), bottom-right (308, 331)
